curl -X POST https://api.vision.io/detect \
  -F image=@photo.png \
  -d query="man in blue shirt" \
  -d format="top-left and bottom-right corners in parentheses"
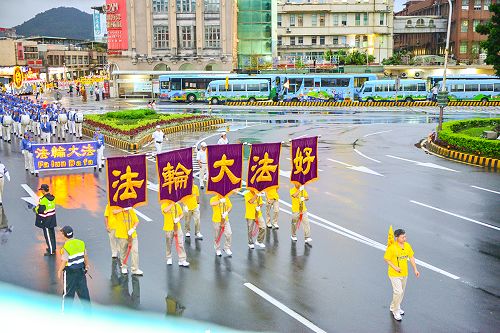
top-left (94, 128), bottom-right (105, 171)
top-left (40, 116), bottom-right (51, 143)
top-left (20, 132), bottom-right (35, 175)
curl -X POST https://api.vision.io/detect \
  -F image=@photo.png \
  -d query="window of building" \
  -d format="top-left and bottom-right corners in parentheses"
top-left (290, 15), bottom-right (296, 27)
top-left (362, 35), bottom-right (368, 48)
top-left (474, 0), bottom-right (481, 10)
top-left (205, 25), bottom-right (220, 48)
top-left (204, 0), bottom-right (220, 13)
top-left (363, 13), bottom-right (368, 26)
top-left (290, 37), bottom-right (296, 46)
top-left (153, 26), bottom-right (169, 49)
top-left (78, 56), bottom-right (83, 64)
top-left (406, 19), bottom-right (412, 26)
top-left (312, 14), bottom-right (317, 26)
top-left (320, 13), bottom-right (325, 26)
top-left (153, 0), bottom-right (168, 13)
top-left (462, 0), bottom-right (469, 10)
top-left (333, 14), bottom-right (338, 26)
top-left (472, 42), bottom-right (481, 54)
top-left (319, 36), bottom-right (325, 45)
top-left (278, 36), bottom-right (282, 46)
top-left (298, 36), bottom-right (303, 45)
top-left (312, 36), bottom-right (317, 44)
top-left (278, 14), bottom-right (282, 27)
top-left (416, 18), bottom-right (425, 26)
top-left (333, 36), bottom-right (339, 45)
top-left (460, 41), bottom-right (468, 53)
top-left (484, 0), bottom-right (491, 10)
top-left (177, 0), bottom-right (195, 13)
top-left (379, 13), bottom-right (385, 25)
top-left (298, 14), bottom-right (303, 27)
top-left (355, 13), bottom-right (361, 26)
top-left (181, 26), bottom-right (194, 48)
top-left (473, 19), bottom-right (480, 32)
top-left (340, 36), bottom-right (347, 45)
top-left (341, 14), bottom-right (347, 26)
top-left (429, 19), bottom-right (435, 26)
top-left (461, 19), bottom-right (468, 32)
top-left (355, 35), bottom-right (361, 48)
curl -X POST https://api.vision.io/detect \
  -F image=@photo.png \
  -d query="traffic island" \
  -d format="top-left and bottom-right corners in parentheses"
top-left (425, 118), bottom-right (500, 170)
top-left (82, 109), bottom-right (224, 151)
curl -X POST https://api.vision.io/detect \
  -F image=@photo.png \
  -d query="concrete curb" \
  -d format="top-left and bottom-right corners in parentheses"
top-left (224, 100), bottom-right (500, 107)
top-left (426, 140), bottom-right (499, 170)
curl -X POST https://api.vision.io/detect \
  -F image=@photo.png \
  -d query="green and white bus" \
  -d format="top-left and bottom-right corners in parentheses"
top-left (358, 79), bottom-right (428, 102)
top-left (206, 79), bottom-right (271, 104)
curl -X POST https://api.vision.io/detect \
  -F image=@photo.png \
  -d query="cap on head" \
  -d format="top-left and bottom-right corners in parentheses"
top-left (60, 226), bottom-right (73, 238)
top-left (156, 125), bottom-right (161, 129)
top-left (39, 184), bottom-right (49, 191)
top-left (221, 132), bottom-right (226, 136)
top-left (201, 142), bottom-right (207, 147)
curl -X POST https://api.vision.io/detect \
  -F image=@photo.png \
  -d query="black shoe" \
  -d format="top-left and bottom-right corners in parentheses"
top-left (44, 252), bottom-right (55, 256)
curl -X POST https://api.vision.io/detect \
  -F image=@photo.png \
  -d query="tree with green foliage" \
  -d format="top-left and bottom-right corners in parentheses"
top-left (476, 4), bottom-right (500, 76)
top-left (382, 51), bottom-right (413, 65)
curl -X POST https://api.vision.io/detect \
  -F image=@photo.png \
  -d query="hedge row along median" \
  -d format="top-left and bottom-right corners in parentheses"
top-left (436, 118), bottom-right (500, 159)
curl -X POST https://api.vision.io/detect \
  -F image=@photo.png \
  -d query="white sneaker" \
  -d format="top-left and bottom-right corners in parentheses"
top-left (121, 266), bottom-right (128, 274)
top-left (272, 224), bottom-right (279, 229)
top-left (224, 249), bottom-right (233, 256)
top-left (291, 236), bottom-right (298, 241)
top-left (185, 232), bottom-right (191, 237)
top-left (216, 249), bottom-right (222, 256)
top-left (178, 260), bottom-right (190, 267)
top-left (399, 308), bottom-right (405, 315)
top-left (266, 224), bottom-right (272, 228)
top-left (392, 311), bottom-right (402, 321)
top-left (248, 243), bottom-right (255, 249)
top-left (305, 237), bottom-right (313, 244)
top-left (166, 258), bottom-right (173, 265)
top-left (132, 269), bottom-right (143, 276)
top-left (195, 232), bottom-right (203, 239)
top-left (254, 241), bottom-right (266, 249)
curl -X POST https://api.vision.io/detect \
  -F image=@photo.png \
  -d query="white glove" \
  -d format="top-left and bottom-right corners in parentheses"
top-left (257, 192), bottom-right (265, 197)
top-left (124, 207), bottom-right (132, 211)
top-left (222, 212), bottom-right (228, 219)
top-left (174, 217), bottom-right (180, 224)
top-left (127, 228), bottom-right (136, 236)
top-left (219, 197), bottom-right (226, 203)
top-left (255, 206), bottom-right (261, 212)
top-left (183, 205), bottom-right (189, 213)
top-left (299, 185), bottom-right (304, 191)
top-left (300, 197), bottom-right (305, 202)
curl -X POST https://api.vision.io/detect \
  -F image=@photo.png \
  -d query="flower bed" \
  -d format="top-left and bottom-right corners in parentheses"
top-left (437, 118), bottom-right (500, 158)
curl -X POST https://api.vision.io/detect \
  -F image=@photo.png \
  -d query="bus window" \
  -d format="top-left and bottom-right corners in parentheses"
top-left (160, 81), bottom-right (169, 90)
top-left (171, 78), bottom-right (181, 91)
top-left (354, 77), bottom-right (369, 88)
top-left (218, 84), bottom-right (226, 92)
top-left (363, 86), bottom-right (372, 93)
top-left (451, 84), bottom-right (464, 92)
top-left (247, 84), bottom-right (260, 91)
top-left (480, 84), bottom-right (494, 91)
top-left (338, 78), bottom-right (350, 87)
top-left (388, 84), bottom-right (396, 92)
top-left (417, 83), bottom-right (426, 91)
top-left (403, 84), bottom-right (417, 92)
top-left (289, 78), bottom-right (299, 93)
top-left (260, 83), bottom-right (268, 92)
top-left (495, 83), bottom-right (500, 92)
top-left (303, 79), bottom-right (314, 88)
top-left (375, 84), bottom-right (386, 92)
top-left (232, 84), bottom-right (245, 91)
top-left (465, 84), bottom-right (478, 92)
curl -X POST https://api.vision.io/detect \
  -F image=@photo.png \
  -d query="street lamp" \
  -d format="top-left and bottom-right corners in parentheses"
top-left (438, 0), bottom-right (453, 131)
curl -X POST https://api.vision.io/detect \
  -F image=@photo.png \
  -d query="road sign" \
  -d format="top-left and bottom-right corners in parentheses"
top-left (437, 91), bottom-right (449, 107)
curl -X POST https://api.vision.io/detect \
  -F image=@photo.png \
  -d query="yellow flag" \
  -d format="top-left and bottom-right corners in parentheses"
top-left (225, 76), bottom-right (229, 90)
top-left (387, 225), bottom-right (394, 247)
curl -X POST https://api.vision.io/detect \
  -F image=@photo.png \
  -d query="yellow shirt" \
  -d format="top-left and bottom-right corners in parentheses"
top-left (265, 187), bottom-right (279, 201)
top-left (104, 204), bottom-right (118, 230)
top-left (210, 196), bottom-right (232, 223)
top-left (161, 202), bottom-right (183, 232)
top-left (182, 185), bottom-right (199, 211)
top-left (384, 242), bottom-right (414, 277)
top-left (290, 187), bottom-right (308, 213)
top-left (113, 208), bottom-right (139, 239)
top-left (244, 191), bottom-right (263, 219)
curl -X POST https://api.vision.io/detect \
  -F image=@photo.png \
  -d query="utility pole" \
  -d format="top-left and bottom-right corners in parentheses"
top-left (438, 0), bottom-right (452, 131)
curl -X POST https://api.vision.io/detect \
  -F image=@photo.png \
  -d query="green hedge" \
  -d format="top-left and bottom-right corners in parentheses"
top-left (103, 108), bottom-right (156, 119)
top-left (438, 118), bottom-right (500, 158)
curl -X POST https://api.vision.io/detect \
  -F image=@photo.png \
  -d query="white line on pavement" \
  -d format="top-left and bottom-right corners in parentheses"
top-left (363, 130), bottom-right (392, 138)
top-left (244, 282), bottom-right (327, 333)
top-left (21, 184), bottom-right (39, 201)
top-left (386, 155), bottom-right (459, 172)
top-left (327, 158), bottom-right (384, 176)
top-left (410, 200), bottom-right (500, 232)
top-left (353, 148), bottom-right (381, 163)
top-left (133, 209), bottom-right (153, 222)
top-left (279, 169), bottom-right (291, 178)
top-left (327, 158), bottom-right (351, 167)
top-left (470, 185), bottom-right (500, 195)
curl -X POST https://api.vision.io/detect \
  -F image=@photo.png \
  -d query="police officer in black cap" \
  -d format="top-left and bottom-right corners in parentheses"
top-left (34, 184), bottom-right (57, 255)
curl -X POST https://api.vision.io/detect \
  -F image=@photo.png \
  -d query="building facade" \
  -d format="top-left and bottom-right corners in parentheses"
top-left (393, 15), bottom-right (448, 56)
top-left (396, 0), bottom-right (495, 64)
top-left (277, 0), bottom-right (394, 65)
top-left (108, 0), bottom-right (236, 72)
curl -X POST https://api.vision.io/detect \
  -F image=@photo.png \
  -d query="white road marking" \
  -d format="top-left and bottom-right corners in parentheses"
top-left (470, 185), bottom-right (500, 195)
top-left (386, 155), bottom-right (459, 172)
top-left (327, 158), bottom-right (384, 176)
top-left (244, 282), bottom-right (327, 333)
top-left (410, 200), bottom-right (500, 231)
top-left (363, 130), bottom-right (392, 138)
top-left (353, 148), bottom-right (381, 163)
top-left (21, 184), bottom-right (39, 201)
top-left (133, 209), bottom-right (153, 222)
top-left (279, 169), bottom-right (291, 178)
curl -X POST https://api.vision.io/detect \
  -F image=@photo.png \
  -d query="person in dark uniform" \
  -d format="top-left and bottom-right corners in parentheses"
top-left (34, 184), bottom-right (57, 255)
top-left (57, 226), bottom-right (90, 308)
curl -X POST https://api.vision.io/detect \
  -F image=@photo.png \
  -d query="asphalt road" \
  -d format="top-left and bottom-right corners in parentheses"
top-left (0, 109), bottom-right (498, 332)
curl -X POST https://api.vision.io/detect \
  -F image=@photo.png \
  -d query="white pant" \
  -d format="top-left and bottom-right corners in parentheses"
top-left (0, 177), bottom-right (4, 203)
top-left (154, 142), bottom-right (162, 154)
top-left (33, 121), bottom-right (40, 136)
top-left (2, 126), bottom-right (11, 141)
top-left (69, 121), bottom-right (75, 134)
top-left (97, 146), bottom-right (105, 167)
top-left (50, 121), bottom-right (56, 135)
top-left (199, 163), bottom-right (208, 188)
top-left (41, 131), bottom-right (50, 143)
top-left (108, 229), bottom-right (119, 257)
top-left (13, 122), bottom-right (20, 136)
top-left (57, 123), bottom-right (65, 139)
top-left (389, 276), bottom-right (408, 313)
top-left (75, 122), bottom-right (82, 138)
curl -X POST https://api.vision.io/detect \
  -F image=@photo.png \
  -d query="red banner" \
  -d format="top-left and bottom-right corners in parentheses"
top-left (207, 143), bottom-right (243, 197)
top-left (106, 0), bottom-right (128, 51)
top-left (156, 147), bottom-right (193, 203)
top-left (290, 137), bottom-right (318, 185)
top-left (247, 142), bottom-right (281, 192)
top-left (106, 155), bottom-right (147, 208)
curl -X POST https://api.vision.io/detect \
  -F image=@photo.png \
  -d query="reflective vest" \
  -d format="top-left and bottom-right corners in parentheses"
top-left (63, 239), bottom-right (86, 270)
top-left (36, 196), bottom-right (56, 218)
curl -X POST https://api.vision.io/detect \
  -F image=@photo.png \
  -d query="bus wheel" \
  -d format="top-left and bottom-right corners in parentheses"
top-left (248, 97), bottom-right (256, 103)
top-left (187, 94), bottom-right (196, 103)
top-left (405, 97), bottom-right (413, 102)
top-left (211, 98), bottom-right (219, 105)
top-left (328, 98), bottom-right (335, 102)
top-left (366, 98), bottom-right (374, 102)
top-left (291, 98), bottom-right (299, 102)
top-left (481, 97), bottom-right (489, 103)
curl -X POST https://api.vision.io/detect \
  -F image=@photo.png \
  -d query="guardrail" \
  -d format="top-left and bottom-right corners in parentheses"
top-left (224, 100), bottom-right (500, 107)
top-left (426, 139), bottom-right (499, 170)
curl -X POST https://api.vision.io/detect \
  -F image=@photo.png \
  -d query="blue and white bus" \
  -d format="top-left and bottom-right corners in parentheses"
top-left (280, 74), bottom-right (378, 102)
top-left (206, 79), bottom-right (271, 104)
top-left (159, 73), bottom-right (235, 102)
top-left (427, 74), bottom-right (497, 89)
top-left (439, 79), bottom-right (500, 102)
top-left (358, 79), bottom-right (428, 102)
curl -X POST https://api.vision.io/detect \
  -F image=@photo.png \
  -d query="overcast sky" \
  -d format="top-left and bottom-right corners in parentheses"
top-left (0, 0), bottom-right (407, 28)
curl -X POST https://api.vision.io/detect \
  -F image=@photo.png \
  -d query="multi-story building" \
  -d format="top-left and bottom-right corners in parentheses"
top-left (395, 0), bottom-right (494, 64)
top-left (277, 0), bottom-right (394, 65)
top-left (108, 0), bottom-right (236, 72)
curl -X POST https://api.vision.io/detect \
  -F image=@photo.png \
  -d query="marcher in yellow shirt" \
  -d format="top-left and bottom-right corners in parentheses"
top-left (265, 187), bottom-right (280, 229)
top-left (161, 200), bottom-right (189, 267)
top-left (181, 184), bottom-right (203, 239)
top-left (210, 195), bottom-right (232, 257)
top-left (244, 188), bottom-right (266, 249)
top-left (112, 207), bottom-right (143, 276)
top-left (289, 183), bottom-right (312, 245)
top-left (384, 229), bottom-right (420, 321)
top-left (104, 204), bottom-right (120, 258)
